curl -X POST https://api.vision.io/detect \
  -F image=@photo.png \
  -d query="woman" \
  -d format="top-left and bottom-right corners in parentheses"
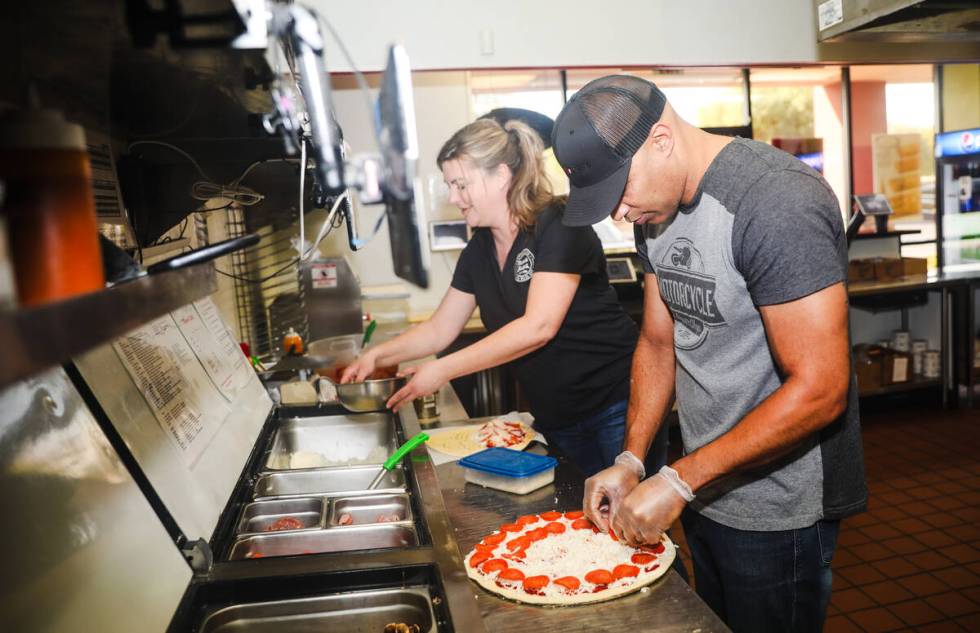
top-left (342, 118), bottom-right (652, 476)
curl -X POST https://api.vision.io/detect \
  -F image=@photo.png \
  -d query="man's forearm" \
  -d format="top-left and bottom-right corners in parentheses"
top-left (673, 375), bottom-right (846, 492)
top-left (623, 333), bottom-right (675, 461)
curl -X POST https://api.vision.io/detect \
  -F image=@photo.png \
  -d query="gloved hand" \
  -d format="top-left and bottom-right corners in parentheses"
top-left (583, 462), bottom-right (640, 534)
top-left (340, 350), bottom-right (378, 383)
top-left (611, 471), bottom-right (688, 547)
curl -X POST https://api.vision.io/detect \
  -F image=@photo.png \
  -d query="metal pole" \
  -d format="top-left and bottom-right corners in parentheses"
top-left (560, 69), bottom-right (568, 104)
top-left (841, 66), bottom-right (854, 216)
top-left (741, 67), bottom-right (753, 133)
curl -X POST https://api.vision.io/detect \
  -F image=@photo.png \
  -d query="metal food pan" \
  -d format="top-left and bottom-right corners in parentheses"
top-left (264, 413), bottom-right (397, 471)
top-left (253, 466), bottom-right (406, 500)
top-left (198, 586), bottom-right (436, 633)
top-left (229, 524), bottom-right (419, 560)
top-left (328, 494), bottom-right (413, 527)
top-left (235, 498), bottom-right (325, 536)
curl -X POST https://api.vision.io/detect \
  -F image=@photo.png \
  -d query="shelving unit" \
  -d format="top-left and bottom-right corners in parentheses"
top-left (0, 263), bottom-right (217, 390)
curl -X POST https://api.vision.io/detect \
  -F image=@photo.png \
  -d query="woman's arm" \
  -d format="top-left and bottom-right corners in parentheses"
top-left (341, 288), bottom-right (476, 382)
top-left (385, 272), bottom-right (580, 409)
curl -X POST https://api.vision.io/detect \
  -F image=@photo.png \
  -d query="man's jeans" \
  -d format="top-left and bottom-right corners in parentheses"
top-left (542, 399), bottom-right (669, 477)
top-left (681, 509), bottom-right (839, 633)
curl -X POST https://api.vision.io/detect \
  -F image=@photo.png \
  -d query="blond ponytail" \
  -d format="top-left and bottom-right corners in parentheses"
top-left (437, 118), bottom-right (555, 231)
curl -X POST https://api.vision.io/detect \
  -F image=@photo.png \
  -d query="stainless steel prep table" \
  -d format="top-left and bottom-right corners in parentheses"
top-left (405, 384), bottom-right (730, 633)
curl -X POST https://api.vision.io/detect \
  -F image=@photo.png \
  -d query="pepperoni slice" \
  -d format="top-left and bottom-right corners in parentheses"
top-left (553, 576), bottom-right (581, 592)
top-left (480, 559), bottom-right (508, 574)
top-left (642, 542), bottom-right (666, 554)
top-left (631, 553), bottom-right (656, 565)
top-left (571, 518), bottom-right (595, 531)
top-left (498, 568), bottom-right (525, 582)
top-left (516, 514), bottom-right (539, 526)
top-left (613, 564), bottom-right (640, 579)
top-left (644, 564), bottom-right (661, 573)
top-left (484, 532), bottom-right (506, 545)
top-left (585, 569), bottom-right (613, 585)
top-left (469, 551), bottom-right (492, 568)
top-left (608, 530), bottom-right (619, 542)
top-left (500, 523), bottom-right (522, 532)
top-left (544, 521), bottom-right (566, 535)
top-left (474, 543), bottom-right (497, 554)
top-left (527, 527), bottom-right (548, 541)
top-left (506, 536), bottom-right (532, 551)
top-left (523, 575), bottom-right (549, 592)
top-left (564, 510), bottom-right (585, 520)
top-left (540, 511), bottom-right (562, 521)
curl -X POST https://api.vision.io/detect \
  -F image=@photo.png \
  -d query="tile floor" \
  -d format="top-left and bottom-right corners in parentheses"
top-left (668, 400), bottom-right (980, 632)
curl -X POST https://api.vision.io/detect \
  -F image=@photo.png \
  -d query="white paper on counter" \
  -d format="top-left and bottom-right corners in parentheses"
top-left (425, 411), bottom-right (546, 466)
top-left (113, 314), bottom-right (231, 466)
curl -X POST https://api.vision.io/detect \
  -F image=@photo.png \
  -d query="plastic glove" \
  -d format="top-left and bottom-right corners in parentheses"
top-left (339, 350), bottom-right (378, 383)
top-left (611, 471), bottom-right (688, 547)
top-left (385, 361), bottom-right (448, 412)
top-left (583, 463), bottom-right (640, 534)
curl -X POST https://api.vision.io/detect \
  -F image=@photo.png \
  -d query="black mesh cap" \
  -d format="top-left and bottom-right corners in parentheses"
top-left (552, 75), bottom-right (667, 226)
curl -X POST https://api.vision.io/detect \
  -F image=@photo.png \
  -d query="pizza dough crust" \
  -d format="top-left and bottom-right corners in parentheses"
top-left (465, 515), bottom-right (676, 606)
top-left (426, 421), bottom-right (534, 458)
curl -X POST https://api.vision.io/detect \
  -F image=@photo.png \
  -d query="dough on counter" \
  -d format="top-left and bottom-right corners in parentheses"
top-left (289, 451), bottom-right (330, 469)
top-left (279, 380), bottom-right (318, 405)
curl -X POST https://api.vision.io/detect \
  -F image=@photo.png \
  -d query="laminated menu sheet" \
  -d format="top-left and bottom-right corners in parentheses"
top-left (172, 298), bottom-right (252, 402)
top-left (113, 313), bottom-right (231, 466)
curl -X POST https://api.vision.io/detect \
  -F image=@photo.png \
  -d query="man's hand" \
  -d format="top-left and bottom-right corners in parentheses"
top-left (611, 473), bottom-right (688, 547)
top-left (385, 361), bottom-right (449, 411)
top-left (583, 464), bottom-right (640, 533)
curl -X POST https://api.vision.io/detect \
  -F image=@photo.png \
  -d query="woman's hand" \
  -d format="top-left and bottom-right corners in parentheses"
top-left (386, 361), bottom-right (450, 411)
top-left (339, 350), bottom-right (378, 384)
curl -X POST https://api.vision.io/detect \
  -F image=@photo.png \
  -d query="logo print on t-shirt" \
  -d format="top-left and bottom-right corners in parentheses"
top-left (654, 238), bottom-right (726, 350)
top-left (514, 248), bottom-right (535, 283)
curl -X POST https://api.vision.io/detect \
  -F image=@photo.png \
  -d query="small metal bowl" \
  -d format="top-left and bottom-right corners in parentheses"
top-left (335, 376), bottom-right (407, 412)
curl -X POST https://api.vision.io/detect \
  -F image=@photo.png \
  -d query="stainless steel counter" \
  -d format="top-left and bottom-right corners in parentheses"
top-left (404, 384), bottom-right (730, 633)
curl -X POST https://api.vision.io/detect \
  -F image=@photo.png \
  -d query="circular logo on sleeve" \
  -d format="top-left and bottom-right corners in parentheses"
top-left (514, 248), bottom-right (535, 283)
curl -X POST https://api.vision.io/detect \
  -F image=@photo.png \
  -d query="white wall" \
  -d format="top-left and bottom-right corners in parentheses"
top-left (313, 1), bottom-right (820, 72)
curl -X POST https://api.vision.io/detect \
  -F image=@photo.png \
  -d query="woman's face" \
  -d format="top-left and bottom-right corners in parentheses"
top-left (441, 158), bottom-right (510, 229)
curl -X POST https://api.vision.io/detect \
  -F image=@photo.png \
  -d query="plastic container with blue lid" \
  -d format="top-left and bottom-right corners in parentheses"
top-left (458, 448), bottom-right (557, 495)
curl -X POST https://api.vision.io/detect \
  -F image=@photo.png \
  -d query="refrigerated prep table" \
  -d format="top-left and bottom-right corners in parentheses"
top-left (1, 296), bottom-right (727, 632)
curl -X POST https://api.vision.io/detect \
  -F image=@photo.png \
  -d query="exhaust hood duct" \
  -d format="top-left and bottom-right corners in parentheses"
top-left (815, 0), bottom-right (980, 44)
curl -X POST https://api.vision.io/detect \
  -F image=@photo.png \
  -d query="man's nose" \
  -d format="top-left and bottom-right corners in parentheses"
top-left (612, 203), bottom-right (631, 222)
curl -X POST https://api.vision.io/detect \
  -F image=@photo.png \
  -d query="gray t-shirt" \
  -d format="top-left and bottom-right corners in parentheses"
top-left (635, 137), bottom-right (867, 531)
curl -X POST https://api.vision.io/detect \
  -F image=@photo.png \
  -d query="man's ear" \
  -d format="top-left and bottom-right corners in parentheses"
top-left (649, 122), bottom-right (674, 156)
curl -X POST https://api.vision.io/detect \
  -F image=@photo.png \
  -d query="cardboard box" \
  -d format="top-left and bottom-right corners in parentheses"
top-left (882, 349), bottom-right (912, 385)
top-left (854, 344), bottom-right (885, 391)
top-left (874, 257), bottom-right (906, 282)
top-left (848, 259), bottom-right (876, 283)
top-left (901, 257), bottom-right (928, 278)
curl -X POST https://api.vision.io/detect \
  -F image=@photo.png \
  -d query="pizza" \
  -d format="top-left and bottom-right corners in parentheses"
top-left (464, 510), bottom-right (675, 606)
top-left (426, 418), bottom-right (534, 458)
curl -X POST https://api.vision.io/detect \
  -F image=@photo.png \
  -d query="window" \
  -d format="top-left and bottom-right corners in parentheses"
top-left (467, 70), bottom-right (564, 120)
top-left (850, 65), bottom-right (937, 266)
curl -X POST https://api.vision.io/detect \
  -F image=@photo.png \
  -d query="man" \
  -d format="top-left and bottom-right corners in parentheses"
top-left (551, 75), bottom-right (866, 633)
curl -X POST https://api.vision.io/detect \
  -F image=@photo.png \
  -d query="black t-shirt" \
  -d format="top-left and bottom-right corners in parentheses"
top-left (451, 204), bottom-right (638, 430)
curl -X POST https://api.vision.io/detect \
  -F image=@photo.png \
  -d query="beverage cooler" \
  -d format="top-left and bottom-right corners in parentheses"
top-left (0, 294), bottom-right (479, 632)
top-left (936, 127), bottom-right (980, 272)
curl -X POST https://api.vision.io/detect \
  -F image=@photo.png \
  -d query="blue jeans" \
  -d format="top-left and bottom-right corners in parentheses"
top-left (681, 509), bottom-right (839, 633)
top-left (542, 399), bottom-right (669, 477)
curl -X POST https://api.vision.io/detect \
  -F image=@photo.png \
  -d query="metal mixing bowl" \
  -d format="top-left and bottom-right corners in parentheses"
top-left (335, 376), bottom-right (407, 413)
